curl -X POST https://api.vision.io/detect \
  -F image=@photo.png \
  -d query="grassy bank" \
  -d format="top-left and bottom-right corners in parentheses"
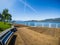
top-left (0, 22), bottom-right (11, 32)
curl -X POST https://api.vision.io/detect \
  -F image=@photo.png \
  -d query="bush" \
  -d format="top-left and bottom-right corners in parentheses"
top-left (0, 22), bottom-right (11, 32)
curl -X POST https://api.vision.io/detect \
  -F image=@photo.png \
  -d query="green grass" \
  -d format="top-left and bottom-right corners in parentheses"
top-left (0, 22), bottom-right (11, 32)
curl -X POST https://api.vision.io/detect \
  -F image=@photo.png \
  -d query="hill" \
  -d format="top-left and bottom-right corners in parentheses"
top-left (24, 18), bottom-right (60, 23)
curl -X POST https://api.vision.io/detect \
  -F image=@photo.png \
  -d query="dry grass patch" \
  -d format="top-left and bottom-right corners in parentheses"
top-left (28, 27), bottom-right (60, 37)
top-left (16, 27), bottom-right (59, 45)
top-left (14, 24), bottom-right (28, 28)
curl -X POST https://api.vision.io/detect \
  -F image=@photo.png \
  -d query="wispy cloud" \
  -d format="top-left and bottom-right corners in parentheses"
top-left (0, 0), bottom-right (59, 20)
top-left (19, 0), bottom-right (38, 14)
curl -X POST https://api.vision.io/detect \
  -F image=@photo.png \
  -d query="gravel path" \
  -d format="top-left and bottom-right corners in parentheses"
top-left (9, 27), bottom-right (59, 45)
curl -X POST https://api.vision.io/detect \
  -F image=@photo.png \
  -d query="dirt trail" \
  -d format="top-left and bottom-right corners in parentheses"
top-left (14, 27), bottom-right (59, 45)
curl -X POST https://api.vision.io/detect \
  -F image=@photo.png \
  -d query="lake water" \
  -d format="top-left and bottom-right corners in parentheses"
top-left (15, 21), bottom-right (60, 28)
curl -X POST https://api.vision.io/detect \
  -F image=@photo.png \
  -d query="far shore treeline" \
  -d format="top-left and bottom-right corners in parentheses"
top-left (0, 8), bottom-right (12, 23)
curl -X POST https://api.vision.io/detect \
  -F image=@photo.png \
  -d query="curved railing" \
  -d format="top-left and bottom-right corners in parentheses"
top-left (0, 26), bottom-right (17, 45)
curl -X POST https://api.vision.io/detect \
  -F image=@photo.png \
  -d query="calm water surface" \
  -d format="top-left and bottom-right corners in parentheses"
top-left (15, 21), bottom-right (60, 28)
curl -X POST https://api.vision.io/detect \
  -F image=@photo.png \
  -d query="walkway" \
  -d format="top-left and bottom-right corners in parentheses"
top-left (9, 27), bottom-right (59, 45)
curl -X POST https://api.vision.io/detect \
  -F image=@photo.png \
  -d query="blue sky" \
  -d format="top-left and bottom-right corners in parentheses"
top-left (0, 0), bottom-right (60, 21)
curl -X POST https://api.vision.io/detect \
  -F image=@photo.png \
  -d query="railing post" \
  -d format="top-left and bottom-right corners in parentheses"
top-left (42, 23), bottom-right (44, 27)
top-left (56, 24), bottom-right (58, 28)
top-left (49, 23), bottom-right (51, 28)
top-left (28, 22), bottom-right (30, 26)
top-left (25, 22), bottom-right (26, 25)
top-left (34, 23), bottom-right (35, 26)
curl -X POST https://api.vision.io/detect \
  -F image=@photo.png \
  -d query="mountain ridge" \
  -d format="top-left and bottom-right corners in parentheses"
top-left (24, 18), bottom-right (60, 22)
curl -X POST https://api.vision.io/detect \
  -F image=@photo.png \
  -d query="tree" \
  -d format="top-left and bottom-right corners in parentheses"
top-left (2, 9), bottom-right (8, 22)
top-left (2, 8), bottom-right (12, 23)
top-left (8, 14), bottom-right (12, 22)
top-left (6, 13), bottom-right (12, 22)
top-left (0, 13), bottom-right (2, 21)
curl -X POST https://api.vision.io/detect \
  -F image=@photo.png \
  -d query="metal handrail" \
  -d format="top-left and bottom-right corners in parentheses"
top-left (0, 26), bottom-right (17, 45)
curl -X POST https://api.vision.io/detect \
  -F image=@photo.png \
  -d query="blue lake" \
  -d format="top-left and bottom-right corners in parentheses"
top-left (15, 21), bottom-right (60, 28)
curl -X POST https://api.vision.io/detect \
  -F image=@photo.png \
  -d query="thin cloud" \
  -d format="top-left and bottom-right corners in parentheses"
top-left (19, 0), bottom-right (38, 14)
